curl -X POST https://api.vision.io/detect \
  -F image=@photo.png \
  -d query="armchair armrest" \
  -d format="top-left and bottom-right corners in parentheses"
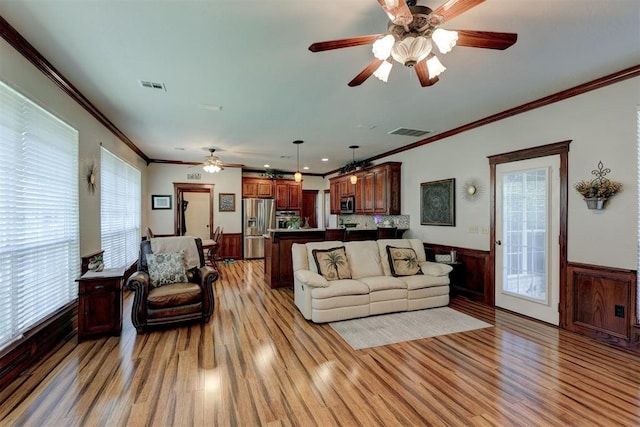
top-left (197, 265), bottom-right (218, 318)
top-left (294, 270), bottom-right (330, 288)
top-left (420, 261), bottom-right (453, 277)
top-left (126, 271), bottom-right (150, 331)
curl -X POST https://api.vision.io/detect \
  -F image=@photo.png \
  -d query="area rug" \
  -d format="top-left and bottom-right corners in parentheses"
top-left (329, 307), bottom-right (493, 350)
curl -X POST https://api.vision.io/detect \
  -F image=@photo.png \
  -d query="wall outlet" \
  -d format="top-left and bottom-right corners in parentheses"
top-left (468, 225), bottom-right (479, 234)
top-left (615, 305), bottom-right (625, 318)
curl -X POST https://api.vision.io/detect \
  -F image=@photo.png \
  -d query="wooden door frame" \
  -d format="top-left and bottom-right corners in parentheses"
top-left (173, 183), bottom-right (214, 239)
top-left (488, 140), bottom-right (570, 327)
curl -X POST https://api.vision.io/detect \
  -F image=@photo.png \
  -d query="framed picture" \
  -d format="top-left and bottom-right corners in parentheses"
top-left (420, 178), bottom-right (455, 226)
top-left (219, 193), bottom-right (236, 212)
top-left (151, 195), bottom-right (172, 210)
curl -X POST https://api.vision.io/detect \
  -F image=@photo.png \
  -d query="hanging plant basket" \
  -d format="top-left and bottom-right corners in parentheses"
top-left (583, 197), bottom-right (607, 210)
top-left (574, 161), bottom-right (622, 211)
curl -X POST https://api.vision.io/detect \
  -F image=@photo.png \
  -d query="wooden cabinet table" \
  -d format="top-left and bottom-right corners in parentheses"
top-left (76, 266), bottom-right (125, 342)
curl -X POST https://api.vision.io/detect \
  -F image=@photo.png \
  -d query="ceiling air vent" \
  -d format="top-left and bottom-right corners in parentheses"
top-left (139, 80), bottom-right (166, 91)
top-left (387, 127), bottom-right (432, 137)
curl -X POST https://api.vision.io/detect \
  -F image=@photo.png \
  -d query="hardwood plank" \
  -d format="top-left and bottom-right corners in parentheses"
top-left (2, 260), bottom-right (640, 426)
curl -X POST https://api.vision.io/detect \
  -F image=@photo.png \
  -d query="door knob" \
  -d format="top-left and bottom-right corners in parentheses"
top-left (496, 240), bottom-right (502, 245)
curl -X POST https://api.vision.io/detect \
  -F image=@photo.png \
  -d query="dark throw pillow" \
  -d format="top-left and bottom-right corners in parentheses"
top-left (386, 246), bottom-right (423, 277)
top-left (312, 246), bottom-right (352, 281)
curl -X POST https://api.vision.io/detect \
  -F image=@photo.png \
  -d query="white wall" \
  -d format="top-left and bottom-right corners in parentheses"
top-left (0, 37), bottom-right (148, 257)
top-left (147, 164), bottom-right (243, 234)
top-left (387, 77), bottom-right (639, 270)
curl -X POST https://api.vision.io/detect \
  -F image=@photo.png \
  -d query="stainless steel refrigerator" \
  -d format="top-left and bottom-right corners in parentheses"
top-left (243, 198), bottom-right (275, 259)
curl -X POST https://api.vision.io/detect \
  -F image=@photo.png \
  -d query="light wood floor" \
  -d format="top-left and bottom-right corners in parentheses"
top-left (2, 260), bottom-right (640, 426)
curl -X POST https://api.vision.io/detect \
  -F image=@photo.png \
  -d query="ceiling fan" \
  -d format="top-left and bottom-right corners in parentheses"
top-left (308, 0), bottom-right (517, 87)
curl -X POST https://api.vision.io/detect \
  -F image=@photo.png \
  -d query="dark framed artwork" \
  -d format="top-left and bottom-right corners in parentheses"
top-left (219, 193), bottom-right (236, 212)
top-left (151, 195), bottom-right (172, 210)
top-left (420, 178), bottom-right (455, 226)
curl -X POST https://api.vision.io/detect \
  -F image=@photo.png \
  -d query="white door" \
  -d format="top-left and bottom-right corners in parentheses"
top-left (183, 192), bottom-right (211, 240)
top-left (495, 156), bottom-right (560, 325)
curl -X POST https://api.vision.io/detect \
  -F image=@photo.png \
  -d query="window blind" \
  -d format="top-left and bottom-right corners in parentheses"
top-left (0, 81), bottom-right (80, 351)
top-left (100, 147), bottom-right (141, 269)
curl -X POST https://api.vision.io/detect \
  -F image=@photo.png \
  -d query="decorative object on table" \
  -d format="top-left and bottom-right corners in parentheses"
top-left (218, 193), bottom-right (236, 212)
top-left (86, 163), bottom-right (97, 193)
top-left (87, 255), bottom-right (104, 272)
top-left (302, 217), bottom-right (311, 229)
top-left (574, 161), bottom-right (622, 210)
top-left (434, 253), bottom-right (452, 263)
top-left (343, 222), bottom-right (358, 228)
top-left (420, 178), bottom-right (455, 226)
top-left (286, 216), bottom-right (301, 229)
top-left (151, 195), bottom-right (172, 210)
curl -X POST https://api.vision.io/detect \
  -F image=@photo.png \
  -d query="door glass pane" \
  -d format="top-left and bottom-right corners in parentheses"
top-left (501, 168), bottom-right (548, 303)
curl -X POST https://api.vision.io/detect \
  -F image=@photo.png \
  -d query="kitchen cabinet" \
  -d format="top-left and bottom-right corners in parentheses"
top-left (275, 179), bottom-right (302, 211)
top-left (329, 162), bottom-right (401, 215)
top-left (76, 267), bottom-right (125, 342)
top-left (242, 177), bottom-right (274, 199)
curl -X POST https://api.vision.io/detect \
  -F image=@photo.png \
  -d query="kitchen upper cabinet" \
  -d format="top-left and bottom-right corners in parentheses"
top-left (329, 162), bottom-right (401, 215)
top-left (275, 179), bottom-right (302, 211)
top-left (242, 177), bottom-right (274, 199)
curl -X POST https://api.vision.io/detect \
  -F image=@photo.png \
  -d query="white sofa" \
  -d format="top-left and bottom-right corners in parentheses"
top-left (292, 238), bottom-right (452, 323)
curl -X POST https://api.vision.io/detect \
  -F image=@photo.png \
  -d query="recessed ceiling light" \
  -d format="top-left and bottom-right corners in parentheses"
top-left (264, 164), bottom-right (270, 168)
top-left (303, 166), bottom-right (309, 170)
top-left (322, 158), bottom-right (329, 162)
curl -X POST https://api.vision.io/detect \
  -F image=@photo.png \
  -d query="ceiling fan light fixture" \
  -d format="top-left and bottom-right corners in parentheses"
top-left (372, 34), bottom-right (395, 60)
top-left (202, 149), bottom-right (222, 173)
top-left (391, 36), bottom-right (432, 67)
top-left (426, 56), bottom-right (446, 79)
top-left (203, 164), bottom-right (221, 173)
top-left (432, 28), bottom-right (458, 54)
top-left (373, 60), bottom-right (393, 82)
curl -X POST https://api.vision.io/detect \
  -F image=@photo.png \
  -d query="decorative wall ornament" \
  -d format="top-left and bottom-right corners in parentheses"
top-left (151, 195), bottom-right (172, 210)
top-left (219, 193), bottom-right (236, 212)
top-left (420, 178), bottom-right (455, 226)
top-left (574, 161), bottom-right (622, 210)
top-left (86, 163), bottom-right (97, 193)
top-left (462, 179), bottom-right (481, 201)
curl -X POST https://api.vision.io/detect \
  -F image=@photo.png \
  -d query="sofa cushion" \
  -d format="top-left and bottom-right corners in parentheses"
top-left (400, 274), bottom-right (450, 290)
top-left (386, 246), bottom-right (423, 277)
top-left (359, 276), bottom-right (406, 292)
top-left (147, 282), bottom-right (202, 308)
top-left (421, 261), bottom-right (453, 276)
top-left (345, 241), bottom-right (383, 279)
top-left (146, 251), bottom-right (188, 287)
top-left (377, 239), bottom-right (427, 276)
top-left (312, 246), bottom-right (352, 280)
top-left (310, 279), bottom-right (370, 299)
top-left (305, 241), bottom-right (344, 274)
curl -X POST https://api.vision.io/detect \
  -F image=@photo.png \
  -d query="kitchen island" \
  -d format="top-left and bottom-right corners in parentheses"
top-left (264, 227), bottom-right (406, 288)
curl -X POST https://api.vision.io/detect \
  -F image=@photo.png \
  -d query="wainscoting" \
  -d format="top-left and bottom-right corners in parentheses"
top-left (424, 243), bottom-right (491, 305)
top-left (565, 262), bottom-right (637, 349)
top-left (218, 232), bottom-right (242, 260)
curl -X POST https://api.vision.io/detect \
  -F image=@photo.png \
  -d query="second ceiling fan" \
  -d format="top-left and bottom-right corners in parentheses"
top-left (308, 0), bottom-right (517, 87)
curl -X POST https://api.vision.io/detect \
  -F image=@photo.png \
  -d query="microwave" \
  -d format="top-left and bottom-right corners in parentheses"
top-left (340, 196), bottom-right (355, 214)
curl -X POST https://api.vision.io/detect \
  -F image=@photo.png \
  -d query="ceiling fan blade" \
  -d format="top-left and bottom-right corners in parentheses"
top-left (414, 60), bottom-right (439, 87)
top-left (376, 0), bottom-right (413, 26)
top-left (432, 0), bottom-right (486, 23)
top-left (454, 30), bottom-right (517, 50)
top-left (309, 34), bottom-right (382, 52)
top-left (348, 59), bottom-right (384, 87)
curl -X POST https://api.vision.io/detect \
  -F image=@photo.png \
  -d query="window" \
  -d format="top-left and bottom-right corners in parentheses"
top-left (100, 147), bottom-right (141, 269)
top-left (0, 81), bottom-right (80, 351)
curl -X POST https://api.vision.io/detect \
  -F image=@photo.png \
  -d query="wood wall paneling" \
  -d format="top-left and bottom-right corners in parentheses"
top-left (424, 244), bottom-right (490, 304)
top-left (218, 232), bottom-right (242, 260)
top-left (566, 262), bottom-right (637, 346)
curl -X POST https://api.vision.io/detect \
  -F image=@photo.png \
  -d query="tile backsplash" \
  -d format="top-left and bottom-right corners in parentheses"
top-left (338, 214), bottom-right (410, 229)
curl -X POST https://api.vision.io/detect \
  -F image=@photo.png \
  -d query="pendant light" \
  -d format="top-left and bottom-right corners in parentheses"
top-left (349, 145), bottom-right (359, 185)
top-left (293, 140), bottom-right (303, 182)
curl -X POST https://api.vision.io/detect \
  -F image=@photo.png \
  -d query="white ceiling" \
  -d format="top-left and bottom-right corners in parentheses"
top-left (1, 0), bottom-right (638, 174)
